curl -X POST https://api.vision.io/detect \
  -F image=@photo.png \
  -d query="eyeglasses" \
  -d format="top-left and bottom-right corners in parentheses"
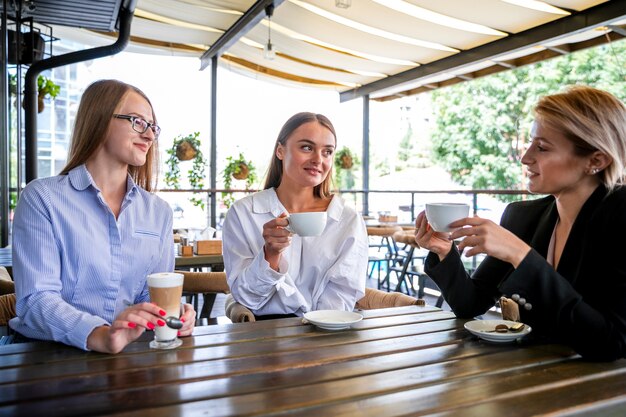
top-left (113, 114), bottom-right (161, 139)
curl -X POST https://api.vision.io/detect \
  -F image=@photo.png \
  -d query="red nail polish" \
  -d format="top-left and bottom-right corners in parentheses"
top-left (180, 318), bottom-right (185, 323)
top-left (157, 320), bottom-right (165, 327)
top-left (177, 331), bottom-right (181, 336)
top-left (128, 322), bottom-right (137, 328)
top-left (159, 309), bottom-right (166, 316)
top-left (147, 322), bottom-right (155, 330)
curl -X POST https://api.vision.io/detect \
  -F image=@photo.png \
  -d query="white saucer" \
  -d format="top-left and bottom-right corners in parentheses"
top-left (464, 319), bottom-right (532, 343)
top-left (303, 310), bottom-right (363, 331)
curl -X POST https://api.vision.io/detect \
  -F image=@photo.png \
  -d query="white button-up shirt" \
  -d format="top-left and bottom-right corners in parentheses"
top-left (223, 188), bottom-right (368, 317)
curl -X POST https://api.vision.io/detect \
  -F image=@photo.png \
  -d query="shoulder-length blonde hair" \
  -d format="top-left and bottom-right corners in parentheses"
top-left (263, 112), bottom-right (337, 198)
top-left (534, 85), bottom-right (626, 190)
top-left (60, 79), bottom-right (159, 192)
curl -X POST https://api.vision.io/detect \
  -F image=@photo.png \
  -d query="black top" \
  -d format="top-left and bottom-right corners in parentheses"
top-left (425, 185), bottom-right (626, 361)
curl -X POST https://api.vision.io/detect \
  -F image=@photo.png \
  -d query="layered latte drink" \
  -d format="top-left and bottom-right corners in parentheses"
top-left (147, 272), bottom-right (184, 349)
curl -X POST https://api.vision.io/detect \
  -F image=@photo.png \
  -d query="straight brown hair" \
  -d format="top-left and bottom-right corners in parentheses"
top-left (264, 112), bottom-right (336, 199)
top-left (60, 79), bottom-right (159, 191)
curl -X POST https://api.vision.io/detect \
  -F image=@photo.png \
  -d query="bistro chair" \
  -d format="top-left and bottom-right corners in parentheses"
top-left (225, 288), bottom-right (426, 323)
top-left (0, 267), bottom-right (15, 329)
top-left (0, 266), bottom-right (13, 295)
top-left (355, 288), bottom-right (425, 309)
top-left (175, 270), bottom-right (229, 325)
top-left (225, 294), bottom-right (255, 322)
top-left (389, 230), bottom-right (444, 307)
top-left (366, 225), bottom-right (402, 287)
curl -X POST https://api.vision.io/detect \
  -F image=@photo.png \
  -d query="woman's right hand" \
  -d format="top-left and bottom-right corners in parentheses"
top-left (87, 302), bottom-right (166, 354)
top-left (262, 212), bottom-right (292, 271)
top-left (414, 211), bottom-right (453, 261)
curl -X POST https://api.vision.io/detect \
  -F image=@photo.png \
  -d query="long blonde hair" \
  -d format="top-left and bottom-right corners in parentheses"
top-left (534, 85), bottom-right (626, 189)
top-left (264, 112), bottom-right (336, 198)
top-left (60, 79), bottom-right (159, 191)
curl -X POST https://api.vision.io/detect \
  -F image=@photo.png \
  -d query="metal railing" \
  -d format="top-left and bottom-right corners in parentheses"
top-left (157, 187), bottom-right (537, 229)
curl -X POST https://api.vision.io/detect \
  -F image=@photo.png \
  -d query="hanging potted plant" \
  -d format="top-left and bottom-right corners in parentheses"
top-left (222, 152), bottom-right (257, 208)
top-left (36, 75), bottom-right (60, 113)
top-left (335, 147), bottom-right (355, 169)
top-left (17, 75), bottom-right (61, 113)
top-left (334, 147), bottom-right (358, 190)
top-left (165, 132), bottom-right (207, 209)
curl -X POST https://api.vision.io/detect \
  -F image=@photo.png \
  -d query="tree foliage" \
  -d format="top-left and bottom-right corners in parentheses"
top-left (430, 39), bottom-right (626, 201)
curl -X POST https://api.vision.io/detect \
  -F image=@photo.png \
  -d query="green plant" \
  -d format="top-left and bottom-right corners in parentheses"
top-left (37, 75), bottom-right (60, 99)
top-left (9, 74), bottom-right (17, 95)
top-left (9, 192), bottom-right (17, 211)
top-left (222, 152), bottom-right (257, 208)
top-left (164, 132), bottom-right (207, 209)
top-left (334, 147), bottom-right (357, 170)
top-left (334, 147), bottom-right (358, 190)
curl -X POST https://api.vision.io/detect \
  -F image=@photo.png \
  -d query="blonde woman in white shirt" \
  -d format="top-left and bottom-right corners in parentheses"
top-left (223, 112), bottom-right (368, 320)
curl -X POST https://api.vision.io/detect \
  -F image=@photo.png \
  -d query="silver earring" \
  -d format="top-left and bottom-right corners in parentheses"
top-left (591, 168), bottom-right (599, 175)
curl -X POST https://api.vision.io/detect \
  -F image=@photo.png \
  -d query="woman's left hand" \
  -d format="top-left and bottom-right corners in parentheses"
top-left (449, 216), bottom-right (531, 268)
top-left (178, 303), bottom-right (196, 337)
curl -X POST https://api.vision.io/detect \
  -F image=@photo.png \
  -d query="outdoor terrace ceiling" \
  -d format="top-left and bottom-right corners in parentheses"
top-left (46, 0), bottom-right (626, 102)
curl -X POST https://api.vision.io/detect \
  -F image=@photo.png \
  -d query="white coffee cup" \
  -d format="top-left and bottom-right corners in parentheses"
top-left (425, 203), bottom-right (470, 233)
top-left (286, 212), bottom-right (327, 236)
top-left (147, 272), bottom-right (184, 349)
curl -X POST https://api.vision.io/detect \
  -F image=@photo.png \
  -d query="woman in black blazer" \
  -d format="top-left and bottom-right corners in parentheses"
top-left (416, 86), bottom-right (626, 361)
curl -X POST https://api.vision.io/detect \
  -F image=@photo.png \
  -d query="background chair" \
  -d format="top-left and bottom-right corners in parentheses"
top-left (0, 267), bottom-right (16, 337)
top-left (388, 231), bottom-right (445, 307)
top-left (366, 225), bottom-right (402, 288)
top-left (225, 288), bottom-right (427, 323)
top-left (225, 294), bottom-right (255, 323)
top-left (175, 270), bottom-right (229, 325)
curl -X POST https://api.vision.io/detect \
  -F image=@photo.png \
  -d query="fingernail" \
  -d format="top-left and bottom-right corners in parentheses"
top-left (180, 317), bottom-right (185, 323)
top-left (157, 320), bottom-right (165, 327)
top-left (177, 331), bottom-right (181, 336)
top-left (147, 322), bottom-right (155, 330)
top-left (159, 309), bottom-right (166, 316)
top-left (128, 322), bottom-right (137, 328)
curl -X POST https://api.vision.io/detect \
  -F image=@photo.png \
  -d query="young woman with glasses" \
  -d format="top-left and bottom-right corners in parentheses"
top-left (415, 86), bottom-right (626, 361)
top-left (222, 112), bottom-right (368, 320)
top-left (10, 79), bottom-right (196, 353)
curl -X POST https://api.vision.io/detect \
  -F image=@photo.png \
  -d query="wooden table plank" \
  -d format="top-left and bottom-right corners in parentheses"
top-left (0, 344), bottom-right (578, 416)
top-left (0, 319), bottom-right (465, 384)
top-left (2, 306), bottom-right (625, 417)
top-left (71, 350), bottom-right (625, 417)
top-left (0, 311), bottom-right (457, 373)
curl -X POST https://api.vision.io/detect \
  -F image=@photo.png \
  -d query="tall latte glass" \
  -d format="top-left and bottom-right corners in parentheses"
top-left (147, 272), bottom-right (184, 349)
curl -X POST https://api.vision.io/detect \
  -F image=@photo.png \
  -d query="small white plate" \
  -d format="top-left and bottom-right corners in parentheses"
top-left (303, 310), bottom-right (363, 331)
top-left (464, 319), bottom-right (532, 343)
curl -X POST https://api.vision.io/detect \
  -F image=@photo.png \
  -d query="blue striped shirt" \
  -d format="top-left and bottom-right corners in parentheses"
top-left (9, 164), bottom-right (174, 350)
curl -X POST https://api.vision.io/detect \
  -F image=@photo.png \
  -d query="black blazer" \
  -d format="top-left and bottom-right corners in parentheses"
top-left (425, 185), bottom-right (626, 361)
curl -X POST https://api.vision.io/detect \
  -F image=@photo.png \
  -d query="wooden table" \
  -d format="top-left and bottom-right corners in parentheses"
top-left (175, 253), bottom-right (223, 270)
top-left (1, 249), bottom-right (223, 271)
top-left (2, 305), bottom-right (626, 416)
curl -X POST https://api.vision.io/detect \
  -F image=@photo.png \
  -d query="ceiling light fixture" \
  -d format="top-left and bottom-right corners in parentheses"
top-left (336, 0), bottom-right (351, 8)
top-left (264, 3), bottom-right (276, 60)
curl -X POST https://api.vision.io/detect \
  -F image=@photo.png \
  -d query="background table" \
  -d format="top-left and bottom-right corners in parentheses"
top-left (0, 249), bottom-right (224, 273)
top-left (175, 253), bottom-right (223, 270)
top-left (2, 305), bottom-right (626, 416)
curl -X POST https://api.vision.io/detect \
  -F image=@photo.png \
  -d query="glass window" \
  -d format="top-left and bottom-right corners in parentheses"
top-left (38, 159), bottom-right (51, 178)
top-left (55, 108), bottom-right (67, 129)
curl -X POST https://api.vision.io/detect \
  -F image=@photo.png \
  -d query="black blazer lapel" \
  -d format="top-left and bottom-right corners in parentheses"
top-left (557, 185), bottom-right (608, 283)
top-left (529, 199), bottom-right (558, 258)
